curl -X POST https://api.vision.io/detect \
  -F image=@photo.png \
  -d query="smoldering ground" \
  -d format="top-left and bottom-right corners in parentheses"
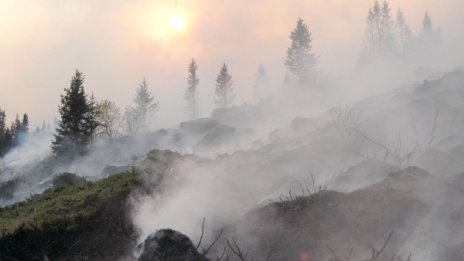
top-left (1, 1), bottom-right (464, 261)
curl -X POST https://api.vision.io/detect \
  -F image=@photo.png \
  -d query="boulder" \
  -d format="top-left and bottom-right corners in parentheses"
top-left (179, 118), bottom-right (219, 136)
top-left (137, 229), bottom-right (209, 261)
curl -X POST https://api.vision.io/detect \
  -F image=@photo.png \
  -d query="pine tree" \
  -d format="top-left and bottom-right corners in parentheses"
top-left (19, 114), bottom-right (29, 135)
top-left (3, 129), bottom-right (12, 153)
top-left (253, 64), bottom-right (268, 100)
top-left (419, 11), bottom-right (442, 52)
top-left (395, 9), bottom-right (414, 55)
top-left (284, 18), bottom-right (317, 85)
top-left (10, 114), bottom-right (21, 147)
top-left (422, 12), bottom-right (434, 34)
top-left (185, 59), bottom-right (199, 119)
top-left (380, 0), bottom-right (395, 53)
top-left (361, 0), bottom-right (397, 62)
top-left (52, 70), bottom-right (96, 158)
top-left (215, 63), bottom-right (234, 108)
top-left (124, 79), bottom-right (158, 134)
top-left (0, 108), bottom-right (6, 156)
top-left (88, 94), bottom-right (98, 144)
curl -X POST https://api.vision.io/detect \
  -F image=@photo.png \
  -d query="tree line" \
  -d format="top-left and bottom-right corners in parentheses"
top-left (1, 1), bottom-right (442, 160)
top-left (0, 110), bottom-right (29, 157)
top-left (360, 0), bottom-right (442, 64)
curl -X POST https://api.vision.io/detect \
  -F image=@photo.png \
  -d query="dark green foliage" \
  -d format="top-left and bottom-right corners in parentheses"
top-left (0, 108), bottom-right (7, 156)
top-left (0, 171), bottom-right (141, 260)
top-left (52, 172), bottom-right (86, 189)
top-left (284, 18), bottom-right (317, 85)
top-left (0, 179), bottom-right (21, 200)
top-left (9, 114), bottom-right (22, 147)
top-left (214, 63), bottom-right (234, 108)
top-left (52, 70), bottom-right (96, 158)
top-left (0, 108), bottom-right (30, 157)
top-left (20, 113), bottom-right (29, 135)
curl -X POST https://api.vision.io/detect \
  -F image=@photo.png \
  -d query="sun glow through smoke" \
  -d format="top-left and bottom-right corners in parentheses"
top-left (170, 14), bottom-right (186, 31)
top-left (132, 3), bottom-right (190, 43)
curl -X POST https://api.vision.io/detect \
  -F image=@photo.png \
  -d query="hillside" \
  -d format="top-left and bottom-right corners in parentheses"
top-left (0, 171), bottom-right (140, 260)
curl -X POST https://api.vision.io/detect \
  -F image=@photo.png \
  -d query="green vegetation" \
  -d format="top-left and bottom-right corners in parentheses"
top-left (0, 170), bottom-right (141, 260)
top-left (0, 170), bottom-right (140, 235)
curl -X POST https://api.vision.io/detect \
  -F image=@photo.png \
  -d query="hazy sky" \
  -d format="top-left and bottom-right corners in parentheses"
top-left (0, 0), bottom-right (463, 127)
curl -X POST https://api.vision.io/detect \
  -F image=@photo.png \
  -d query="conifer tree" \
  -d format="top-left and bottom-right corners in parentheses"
top-left (124, 79), bottom-right (158, 134)
top-left (395, 9), bottom-right (414, 55)
top-left (0, 108), bottom-right (6, 156)
top-left (253, 64), bottom-right (268, 100)
top-left (214, 63), bottom-right (234, 108)
top-left (3, 129), bottom-right (12, 154)
top-left (52, 70), bottom-right (96, 158)
top-left (10, 114), bottom-right (21, 147)
top-left (284, 18), bottom-right (317, 85)
top-left (19, 114), bottom-right (29, 135)
top-left (361, 0), bottom-right (397, 62)
top-left (422, 12), bottom-right (434, 35)
top-left (185, 59), bottom-right (199, 119)
top-left (418, 11), bottom-right (442, 52)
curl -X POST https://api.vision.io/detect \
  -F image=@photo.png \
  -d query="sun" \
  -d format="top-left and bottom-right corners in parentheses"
top-left (170, 14), bottom-right (186, 32)
top-left (131, 3), bottom-right (191, 43)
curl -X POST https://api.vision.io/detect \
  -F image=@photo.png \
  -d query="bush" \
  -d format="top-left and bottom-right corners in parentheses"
top-left (52, 172), bottom-right (86, 189)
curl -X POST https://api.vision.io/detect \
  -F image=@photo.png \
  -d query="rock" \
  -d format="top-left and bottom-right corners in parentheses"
top-left (52, 173), bottom-right (86, 189)
top-left (179, 118), bottom-right (219, 136)
top-left (138, 150), bottom-right (183, 184)
top-left (102, 165), bottom-right (134, 177)
top-left (384, 166), bottom-right (432, 183)
top-left (332, 159), bottom-right (398, 192)
top-left (0, 179), bottom-right (20, 200)
top-left (137, 229), bottom-right (209, 261)
top-left (197, 125), bottom-right (235, 148)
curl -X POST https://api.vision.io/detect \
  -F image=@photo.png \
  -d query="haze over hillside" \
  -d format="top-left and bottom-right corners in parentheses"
top-left (1, 1), bottom-right (464, 261)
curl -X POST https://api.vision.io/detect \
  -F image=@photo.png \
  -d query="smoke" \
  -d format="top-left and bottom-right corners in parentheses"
top-left (1, 1), bottom-right (464, 260)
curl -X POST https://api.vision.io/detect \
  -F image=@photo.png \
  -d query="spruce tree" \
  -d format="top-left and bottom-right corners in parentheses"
top-left (3, 129), bottom-right (12, 154)
top-left (284, 18), bottom-right (317, 85)
top-left (10, 115), bottom-right (21, 147)
top-left (422, 12), bottom-right (434, 34)
top-left (0, 108), bottom-right (6, 156)
top-left (135, 79), bottom-right (157, 126)
top-left (380, 0), bottom-right (395, 53)
top-left (395, 9), bottom-right (414, 55)
top-left (214, 63), bottom-right (234, 108)
top-left (419, 11), bottom-right (442, 51)
top-left (361, 0), bottom-right (397, 62)
top-left (253, 64), bottom-right (268, 100)
top-left (185, 59), bottom-right (199, 119)
top-left (124, 79), bottom-right (158, 134)
top-left (52, 70), bottom-right (95, 158)
top-left (19, 114), bottom-right (29, 135)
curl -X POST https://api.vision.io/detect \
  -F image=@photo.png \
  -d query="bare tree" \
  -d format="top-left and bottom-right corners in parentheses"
top-left (94, 99), bottom-right (121, 138)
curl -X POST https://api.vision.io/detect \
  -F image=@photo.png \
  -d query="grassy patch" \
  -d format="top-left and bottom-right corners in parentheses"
top-left (0, 170), bottom-right (140, 236)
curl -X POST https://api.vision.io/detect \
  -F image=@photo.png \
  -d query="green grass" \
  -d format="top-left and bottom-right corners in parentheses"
top-left (0, 170), bottom-right (141, 236)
